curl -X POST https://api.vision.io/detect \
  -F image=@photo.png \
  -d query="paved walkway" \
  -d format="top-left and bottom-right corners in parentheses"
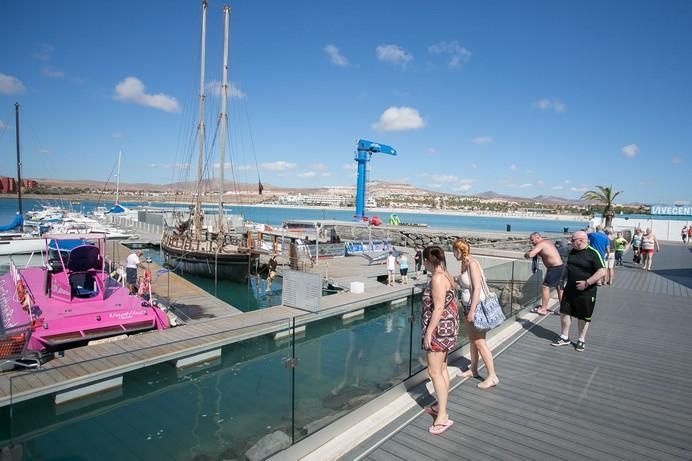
top-left (342, 243), bottom-right (692, 461)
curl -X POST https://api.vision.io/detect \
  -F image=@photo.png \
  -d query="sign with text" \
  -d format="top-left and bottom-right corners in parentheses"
top-left (651, 206), bottom-right (692, 216)
top-left (282, 269), bottom-right (321, 312)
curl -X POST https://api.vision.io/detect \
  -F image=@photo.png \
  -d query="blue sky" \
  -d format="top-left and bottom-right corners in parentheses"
top-left (1, 0), bottom-right (690, 204)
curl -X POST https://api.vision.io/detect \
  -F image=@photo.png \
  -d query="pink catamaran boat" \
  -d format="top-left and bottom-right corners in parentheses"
top-left (0, 233), bottom-right (169, 365)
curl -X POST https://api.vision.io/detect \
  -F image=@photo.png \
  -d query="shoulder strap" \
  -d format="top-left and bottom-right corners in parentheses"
top-left (469, 259), bottom-right (491, 297)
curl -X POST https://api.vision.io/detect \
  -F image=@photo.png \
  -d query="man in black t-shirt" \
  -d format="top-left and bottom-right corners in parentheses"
top-left (414, 247), bottom-right (423, 278)
top-left (551, 231), bottom-right (606, 352)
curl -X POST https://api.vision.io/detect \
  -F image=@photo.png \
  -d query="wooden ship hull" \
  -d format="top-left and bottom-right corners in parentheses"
top-left (160, 231), bottom-right (261, 280)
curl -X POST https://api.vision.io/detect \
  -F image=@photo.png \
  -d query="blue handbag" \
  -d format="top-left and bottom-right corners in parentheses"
top-left (472, 268), bottom-right (506, 331)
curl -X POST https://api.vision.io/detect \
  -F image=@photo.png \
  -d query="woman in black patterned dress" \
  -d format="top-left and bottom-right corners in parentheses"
top-left (421, 245), bottom-right (458, 435)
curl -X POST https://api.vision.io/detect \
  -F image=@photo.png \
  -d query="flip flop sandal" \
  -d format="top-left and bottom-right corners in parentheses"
top-left (530, 307), bottom-right (547, 315)
top-left (429, 420), bottom-right (454, 435)
top-left (423, 406), bottom-right (439, 416)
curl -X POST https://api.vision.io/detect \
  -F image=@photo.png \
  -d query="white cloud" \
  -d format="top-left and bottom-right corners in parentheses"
top-left (536, 179), bottom-right (545, 186)
top-left (426, 184), bottom-right (442, 189)
top-left (298, 171), bottom-right (317, 178)
top-left (149, 162), bottom-right (190, 169)
top-left (0, 73), bottom-right (26, 95)
top-left (672, 156), bottom-right (682, 164)
top-left (470, 163), bottom-right (478, 169)
top-left (525, 169), bottom-right (533, 174)
top-left (212, 162), bottom-right (234, 169)
top-left (472, 136), bottom-right (493, 145)
top-left (42, 67), bottom-right (65, 78)
top-left (563, 179), bottom-right (571, 184)
top-left (324, 44), bottom-right (349, 67)
top-left (428, 41), bottom-right (471, 70)
top-left (114, 77), bottom-right (180, 112)
top-left (519, 183), bottom-right (533, 188)
top-left (510, 164), bottom-right (517, 171)
top-left (376, 44), bottom-right (413, 67)
top-left (427, 147), bottom-right (437, 155)
top-left (533, 98), bottom-right (566, 113)
top-left (111, 132), bottom-right (123, 139)
top-left (205, 80), bottom-right (246, 99)
top-left (321, 172), bottom-right (332, 177)
top-left (453, 184), bottom-right (473, 192)
top-left (0, 120), bottom-right (6, 130)
top-left (570, 186), bottom-right (588, 192)
top-left (432, 175), bottom-right (459, 182)
top-left (259, 161), bottom-right (296, 171)
top-left (237, 164), bottom-right (252, 171)
top-left (552, 185), bottom-right (564, 190)
top-left (33, 43), bottom-right (54, 61)
top-left (372, 106), bottom-right (425, 131)
top-left (39, 148), bottom-right (49, 155)
top-left (311, 162), bottom-right (328, 171)
top-left (622, 144), bottom-right (639, 158)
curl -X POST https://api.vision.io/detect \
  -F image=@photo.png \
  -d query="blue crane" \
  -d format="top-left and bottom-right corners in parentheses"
top-left (354, 139), bottom-right (397, 221)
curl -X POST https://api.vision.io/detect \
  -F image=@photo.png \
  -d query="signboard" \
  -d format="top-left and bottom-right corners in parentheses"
top-left (282, 269), bottom-right (321, 312)
top-left (651, 206), bottom-right (692, 216)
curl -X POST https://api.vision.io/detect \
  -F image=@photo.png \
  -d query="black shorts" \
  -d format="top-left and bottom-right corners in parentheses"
top-left (543, 265), bottom-right (564, 288)
top-left (126, 267), bottom-right (137, 284)
top-left (560, 291), bottom-right (597, 321)
top-left (400, 268), bottom-right (408, 276)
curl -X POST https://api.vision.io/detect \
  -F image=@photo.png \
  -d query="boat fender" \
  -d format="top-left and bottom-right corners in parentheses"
top-left (16, 280), bottom-right (30, 309)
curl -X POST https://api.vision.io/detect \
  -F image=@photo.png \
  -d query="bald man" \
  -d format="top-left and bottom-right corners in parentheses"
top-left (525, 232), bottom-right (564, 315)
top-left (551, 231), bottom-right (606, 352)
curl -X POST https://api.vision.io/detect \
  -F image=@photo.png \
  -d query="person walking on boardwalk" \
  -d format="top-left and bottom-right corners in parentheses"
top-left (414, 246), bottom-right (423, 279)
top-left (387, 251), bottom-right (396, 286)
top-left (126, 249), bottom-right (146, 295)
top-left (613, 232), bottom-right (628, 266)
top-left (524, 232), bottom-right (564, 315)
top-left (682, 226), bottom-right (688, 245)
top-left (397, 252), bottom-right (409, 284)
top-left (552, 231), bottom-right (606, 352)
top-left (631, 227), bottom-right (643, 265)
top-left (453, 239), bottom-right (499, 389)
top-left (421, 245), bottom-right (458, 435)
top-left (604, 229), bottom-right (616, 285)
top-left (640, 228), bottom-right (660, 271)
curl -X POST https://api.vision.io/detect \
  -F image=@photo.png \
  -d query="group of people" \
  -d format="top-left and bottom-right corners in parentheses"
top-left (420, 226), bottom-right (622, 435)
top-left (419, 239), bottom-right (499, 435)
top-left (682, 225), bottom-right (691, 245)
top-left (386, 251), bottom-right (411, 286)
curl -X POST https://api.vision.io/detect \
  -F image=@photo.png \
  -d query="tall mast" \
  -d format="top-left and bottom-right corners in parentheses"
top-left (217, 5), bottom-right (230, 232)
top-left (15, 102), bottom-right (23, 232)
top-left (115, 150), bottom-right (122, 204)
top-left (194, 0), bottom-right (208, 240)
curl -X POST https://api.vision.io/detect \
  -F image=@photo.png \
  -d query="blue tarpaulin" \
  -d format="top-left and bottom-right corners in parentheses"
top-left (0, 213), bottom-right (23, 232)
top-left (107, 204), bottom-right (128, 214)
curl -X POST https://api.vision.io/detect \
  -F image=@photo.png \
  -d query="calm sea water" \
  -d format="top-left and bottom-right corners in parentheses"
top-left (1, 196), bottom-right (590, 233)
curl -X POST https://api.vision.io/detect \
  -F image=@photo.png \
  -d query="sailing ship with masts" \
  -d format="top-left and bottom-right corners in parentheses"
top-left (160, 1), bottom-right (268, 280)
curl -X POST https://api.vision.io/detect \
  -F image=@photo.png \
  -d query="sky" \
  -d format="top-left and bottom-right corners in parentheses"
top-left (1, 0), bottom-right (691, 205)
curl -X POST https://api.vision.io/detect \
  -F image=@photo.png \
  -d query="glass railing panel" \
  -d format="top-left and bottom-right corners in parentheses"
top-left (511, 260), bottom-right (545, 311)
top-left (481, 260), bottom-right (516, 317)
top-left (292, 298), bottom-right (414, 443)
top-left (2, 318), bottom-right (294, 461)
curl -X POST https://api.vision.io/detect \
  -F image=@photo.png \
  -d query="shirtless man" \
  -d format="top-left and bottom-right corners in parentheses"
top-left (525, 232), bottom-right (565, 315)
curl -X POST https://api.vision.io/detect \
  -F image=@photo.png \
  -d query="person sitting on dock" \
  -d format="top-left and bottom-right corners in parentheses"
top-left (266, 256), bottom-right (278, 291)
top-left (126, 250), bottom-right (145, 295)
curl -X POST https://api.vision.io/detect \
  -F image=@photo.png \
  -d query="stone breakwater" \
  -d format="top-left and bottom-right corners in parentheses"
top-left (332, 225), bottom-right (528, 251)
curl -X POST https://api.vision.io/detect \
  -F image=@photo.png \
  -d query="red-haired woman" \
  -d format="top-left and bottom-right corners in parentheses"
top-left (452, 239), bottom-right (499, 389)
top-left (421, 245), bottom-right (459, 435)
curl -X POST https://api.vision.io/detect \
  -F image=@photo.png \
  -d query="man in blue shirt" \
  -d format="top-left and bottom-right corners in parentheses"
top-left (587, 226), bottom-right (609, 286)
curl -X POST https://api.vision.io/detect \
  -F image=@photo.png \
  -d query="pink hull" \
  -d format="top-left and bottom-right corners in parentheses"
top-left (1, 267), bottom-right (168, 356)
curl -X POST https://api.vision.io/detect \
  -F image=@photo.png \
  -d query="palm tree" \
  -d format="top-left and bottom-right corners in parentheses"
top-left (581, 185), bottom-right (622, 227)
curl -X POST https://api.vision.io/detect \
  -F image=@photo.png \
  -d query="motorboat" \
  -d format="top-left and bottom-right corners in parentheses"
top-left (0, 233), bottom-right (169, 365)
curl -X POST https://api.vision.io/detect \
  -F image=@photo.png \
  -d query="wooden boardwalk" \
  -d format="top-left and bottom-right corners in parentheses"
top-left (340, 243), bottom-right (692, 461)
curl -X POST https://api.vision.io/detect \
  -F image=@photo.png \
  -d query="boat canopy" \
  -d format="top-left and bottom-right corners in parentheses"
top-left (107, 204), bottom-right (129, 214)
top-left (0, 213), bottom-right (23, 232)
top-left (66, 245), bottom-right (101, 272)
top-left (48, 239), bottom-right (89, 251)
